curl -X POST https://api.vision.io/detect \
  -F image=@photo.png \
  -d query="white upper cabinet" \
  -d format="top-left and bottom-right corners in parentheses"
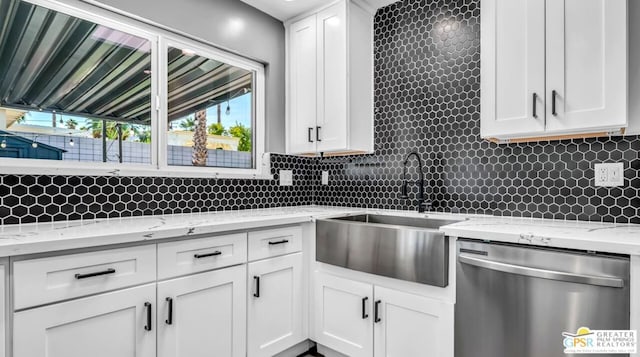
top-left (546, 0), bottom-right (628, 132)
top-left (286, 0), bottom-right (374, 155)
top-left (480, 0), bottom-right (546, 138)
top-left (481, 0), bottom-right (628, 141)
top-left (288, 15), bottom-right (318, 154)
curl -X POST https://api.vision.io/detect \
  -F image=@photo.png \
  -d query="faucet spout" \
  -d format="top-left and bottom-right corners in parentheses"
top-left (401, 152), bottom-right (431, 212)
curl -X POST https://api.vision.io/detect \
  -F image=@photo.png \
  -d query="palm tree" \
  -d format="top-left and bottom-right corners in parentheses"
top-left (179, 117), bottom-right (195, 131)
top-left (81, 119), bottom-right (130, 140)
top-left (65, 118), bottom-right (78, 130)
top-left (192, 110), bottom-right (208, 166)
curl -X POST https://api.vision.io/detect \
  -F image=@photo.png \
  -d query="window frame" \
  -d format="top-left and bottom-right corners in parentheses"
top-left (158, 36), bottom-right (267, 178)
top-left (0, 0), bottom-right (271, 179)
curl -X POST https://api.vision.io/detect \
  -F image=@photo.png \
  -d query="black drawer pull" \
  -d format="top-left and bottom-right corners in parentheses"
top-left (362, 297), bottom-right (369, 319)
top-left (552, 90), bottom-right (558, 116)
top-left (374, 300), bottom-right (381, 323)
top-left (253, 276), bottom-right (260, 298)
top-left (532, 93), bottom-right (538, 118)
top-left (268, 239), bottom-right (289, 246)
top-left (165, 297), bottom-right (173, 325)
top-left (194, 251), bottom-right (222, 259)
top-left (144, 302), bottom-right (152, 331)
top-left (75, 268), bottom-right (116, 280)
top-left (308, 127), bottom-right (314, 143)
top-left (316, 126), bottom-right (322, 142)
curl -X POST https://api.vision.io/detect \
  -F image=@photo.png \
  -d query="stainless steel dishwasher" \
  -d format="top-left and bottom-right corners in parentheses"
top-left (455, 239), bottom-right (630, 357)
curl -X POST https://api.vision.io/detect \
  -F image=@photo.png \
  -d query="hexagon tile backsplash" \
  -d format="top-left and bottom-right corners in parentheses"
top-left (0, 154), bottom-right (317, 225)
top-left (313, 0), bottom-right (640, 224)
top-left (1, 0), bottom-right (640, 225)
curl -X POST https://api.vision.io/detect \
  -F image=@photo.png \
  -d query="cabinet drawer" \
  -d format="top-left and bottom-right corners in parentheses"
top-left (158, 233), bottom-right (247, 280)
top-left (248, 226), bottom-right (302, 261)
top-left (13, 245), bottom-right (156, 310)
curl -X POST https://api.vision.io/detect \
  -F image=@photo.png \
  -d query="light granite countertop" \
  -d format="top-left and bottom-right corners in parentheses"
top-left (0, 205), bottom-right (639, 256)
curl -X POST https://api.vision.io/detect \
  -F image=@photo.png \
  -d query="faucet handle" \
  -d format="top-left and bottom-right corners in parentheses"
top-left (418, 200), bottom-right (433, 213)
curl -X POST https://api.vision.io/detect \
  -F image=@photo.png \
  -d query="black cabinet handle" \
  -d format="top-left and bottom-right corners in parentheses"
top-left (268, 239), bottom-right (289, 245)
top-left (253, 276), bottom-right (260, 298)
top-left (532, 93), bottom-right (538, 118)
top-left (362, 297), bottom-right (369, 319)
top-left (316, 126), bottom-right (322, 142)
top-left (165, 297), bottom-right (173, 325)
top-left (193, 251), bottom-right (222, 259)
top-left (552, 90), bottom-right (558, 116)
top-left (308, 128), bottom-right (314, 143)
top-left (374, 300), bottom-right (381, 323)
top-left (75, 268), bottom-right (116, 280)
top-left (144, 302), bottom-right (152, 331)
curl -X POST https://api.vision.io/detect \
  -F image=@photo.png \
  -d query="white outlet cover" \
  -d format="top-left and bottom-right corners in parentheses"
top-left (321, 171), bottom-right (329, 185)
top-left (594, 163), bottom-right (624, 187)
top-left (279, 170), bottom-right (293, 186)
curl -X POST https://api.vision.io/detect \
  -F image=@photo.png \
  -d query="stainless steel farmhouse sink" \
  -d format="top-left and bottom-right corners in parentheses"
top-left (316, 214), bottom-right (463, 287)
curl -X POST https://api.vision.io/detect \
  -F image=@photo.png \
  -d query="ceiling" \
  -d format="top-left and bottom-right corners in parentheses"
top-left (239, 0), bottom-right (329, 21)
top-left (240, 0), bottom-right (399, 21)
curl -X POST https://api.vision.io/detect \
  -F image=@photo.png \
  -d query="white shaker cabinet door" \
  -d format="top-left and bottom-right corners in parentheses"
top-left (480, 0), bottom-right (546, 138)
top-left (14, 284), bottom-right (156, 357)
top-left (545, 0), bottom-right (627, 132)
top-left (288, 14), bottom-right (318, 154)
top-left (157, 265), bottom-right (247, 357)
top-left (373, 286), bottom-right (454, 357)
top-left (316, 1), bottom-right (349, 152)
top-left (312, 272), bottom-right (373, 357)
top-left (248, 253), bottom-right (305, 357)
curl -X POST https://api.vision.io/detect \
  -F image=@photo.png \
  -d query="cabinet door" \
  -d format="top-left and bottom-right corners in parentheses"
top-left (480, 0), bottom-right (546, 138)
top-left (312, 272), bottom-right (373, 357)
top-left (373, 286), bottom-right (454, 357)
top-left (157, 265), bottom-right (247, 357)
top-left (248, 253), bottom-right (304, 357)
top-left (0, 264), bottom-right (5, 357)
top-left (288, 15), bottom-right (318, 154)
top-left (316, 1), bottom-right (348, 152)
top-left (14, 284), bottom-right (155, 357)
top-left (546, 0), bottom-right (627, 132)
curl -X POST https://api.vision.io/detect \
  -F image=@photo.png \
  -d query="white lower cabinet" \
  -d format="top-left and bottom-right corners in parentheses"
top-left (13, 283), bottom-right (156, 357)
top-left (313, 272), bottom-right (373, 357)
top-left (157, 265), bottom-right (247, 357)
top-left (373, 286), bottom-right (454, 357)
top-left (313, 272), bottom-right (454, 357)
top-left (248, 253), bottom-right (304, 357)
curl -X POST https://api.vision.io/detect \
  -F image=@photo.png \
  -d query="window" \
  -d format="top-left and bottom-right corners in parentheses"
top-left (0, 0), bottom-right (154, 166)
top-left (165, 44), bottom-right (256, 170)
top-left (0, 0), bottom-right (267, 178)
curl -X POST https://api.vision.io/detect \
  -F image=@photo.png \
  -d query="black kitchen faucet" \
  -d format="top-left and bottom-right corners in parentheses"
top-left (400, 152), bottom-right (432, 213)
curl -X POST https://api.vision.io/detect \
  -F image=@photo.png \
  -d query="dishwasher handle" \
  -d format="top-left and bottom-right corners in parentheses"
top-left (458, 254), bottom-right (624, 288)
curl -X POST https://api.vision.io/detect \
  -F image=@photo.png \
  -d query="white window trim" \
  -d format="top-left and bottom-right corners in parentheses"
top-left (0, 0), bottom-right (272, 180)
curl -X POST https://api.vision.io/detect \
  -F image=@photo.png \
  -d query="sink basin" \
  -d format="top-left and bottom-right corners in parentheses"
top-left (316, 214), bottom-right (464, 287)
top-left (331, 214), bottom-right (462, 230)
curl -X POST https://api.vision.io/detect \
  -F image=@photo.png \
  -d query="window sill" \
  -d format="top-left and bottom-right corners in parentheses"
top-left (0, 154), bottom-right (273, 180)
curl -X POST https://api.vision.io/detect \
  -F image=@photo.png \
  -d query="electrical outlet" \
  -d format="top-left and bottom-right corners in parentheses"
top-left (279, 170), bottom-right (293, 186)
top-left (321, 171), bottom-right (329, 185)
top-left (594, 163), bottom-right (624, 187)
